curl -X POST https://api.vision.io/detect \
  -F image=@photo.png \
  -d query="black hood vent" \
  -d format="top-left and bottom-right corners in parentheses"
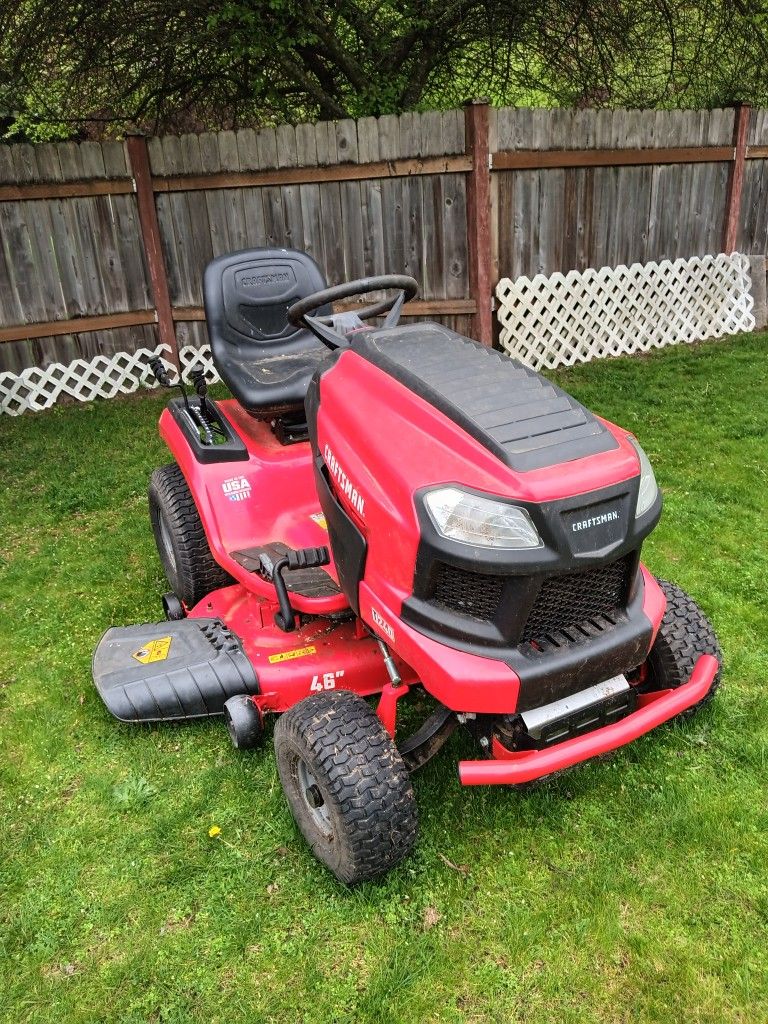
top-left (355, 324), bottom-right (618, 472)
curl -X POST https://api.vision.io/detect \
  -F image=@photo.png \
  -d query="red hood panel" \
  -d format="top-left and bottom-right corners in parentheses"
top-left (318, 350), bottom-right (640, 505)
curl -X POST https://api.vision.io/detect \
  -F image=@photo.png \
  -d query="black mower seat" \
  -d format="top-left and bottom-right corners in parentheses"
top-left (204, 247), bottom-right (331, 417)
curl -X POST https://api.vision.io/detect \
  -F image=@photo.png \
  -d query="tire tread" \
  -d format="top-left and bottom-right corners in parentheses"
top-left (647, 578), bottom-right (722, 716)
top-left (149, 463), bottom-right (233, 607)
top-left (274, 691), bottom-right (418, 884)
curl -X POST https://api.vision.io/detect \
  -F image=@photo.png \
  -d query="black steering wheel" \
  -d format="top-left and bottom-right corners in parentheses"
top-left (287, 275), bottom-right (418, 346)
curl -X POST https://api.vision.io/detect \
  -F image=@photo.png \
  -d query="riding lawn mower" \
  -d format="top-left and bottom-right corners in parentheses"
top-left (92, 247), bottom-right (722, 884)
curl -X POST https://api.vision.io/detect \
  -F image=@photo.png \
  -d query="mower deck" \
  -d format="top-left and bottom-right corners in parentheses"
top-left (92, 618), bottom-right (258, 722)
top-left (94, 583), bottom-right (418, 723)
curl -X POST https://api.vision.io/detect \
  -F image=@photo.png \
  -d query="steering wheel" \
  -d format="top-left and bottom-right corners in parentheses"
top-left (287, 274), bottom-right (418, 348)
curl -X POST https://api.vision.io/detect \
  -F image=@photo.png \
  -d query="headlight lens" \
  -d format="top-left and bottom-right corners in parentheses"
top-left (629, 437), bottom-right (659, 517)
top-left (423, 487), bottom-right (542, 549)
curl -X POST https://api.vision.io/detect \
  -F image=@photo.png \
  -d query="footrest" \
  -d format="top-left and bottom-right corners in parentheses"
top-left (231, 542), bottom-right (341, 599)
top-left (92, 619), bottom-right (258, 723)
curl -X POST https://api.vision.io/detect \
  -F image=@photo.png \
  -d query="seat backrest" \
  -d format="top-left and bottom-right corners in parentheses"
top-left (203, 247), bottom-right (330, 363)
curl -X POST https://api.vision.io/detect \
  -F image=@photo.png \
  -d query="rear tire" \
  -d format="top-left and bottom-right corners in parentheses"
top-left (644, 579), bottom-right (722, 717)
top-left (149, 463), bottom-right (233, 608)
top-left (274, 691), bottom-right (418, 884)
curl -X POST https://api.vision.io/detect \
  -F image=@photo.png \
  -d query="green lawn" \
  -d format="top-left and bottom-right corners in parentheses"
top-left (1, 334), bottom-right (767, 1024)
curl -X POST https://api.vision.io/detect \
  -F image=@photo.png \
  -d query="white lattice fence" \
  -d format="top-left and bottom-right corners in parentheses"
top-left (496, 253), bottom-right (755, 370)
top-left (1, 251), bottom-right (759, 415)
top-left (0, 344), bottom-right (221, 416)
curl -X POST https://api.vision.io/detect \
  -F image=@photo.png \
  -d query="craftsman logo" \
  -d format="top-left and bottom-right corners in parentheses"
top-left (572, 510), bottom-right (620, 532)
top-left (241, 271), bottom-right (291, 288)
top-left (222, 476), bottom-right (251, 502)
top-left (323, 445), bottom-right (365, 517)
top-left (371, 608), bottom-right (395, 642)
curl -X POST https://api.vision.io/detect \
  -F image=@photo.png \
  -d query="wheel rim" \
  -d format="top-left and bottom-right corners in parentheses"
top-left (296, 757), bottom-right (333, 840)
top-left (158, 513), bottom-right (177, 575)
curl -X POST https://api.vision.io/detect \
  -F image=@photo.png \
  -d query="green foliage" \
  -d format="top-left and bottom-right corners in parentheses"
top-left (111, 777), bottom-right (158, 811)
top-left (1, 335), bottom-right (767, 1021)
top-left (4, 1), bottom-right (768, 140)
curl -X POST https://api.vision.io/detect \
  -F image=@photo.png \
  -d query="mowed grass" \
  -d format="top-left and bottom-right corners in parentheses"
top-left (1, 334), bottom-right (767, 1024)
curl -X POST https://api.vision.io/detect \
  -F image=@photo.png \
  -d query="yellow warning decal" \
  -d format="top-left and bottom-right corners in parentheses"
top-left (310, 512), bottom-right (328, 530)
top-left (132, 636), bottom-right (172, 664)
top-left (268, 645), bottom-right (317, 664)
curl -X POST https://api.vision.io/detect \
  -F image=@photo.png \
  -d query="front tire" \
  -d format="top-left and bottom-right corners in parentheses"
top-left (274, 691), bottom-right (418, 884)
top-left (148, 463), bottom-right (233, 608)
top-left (644, 579), bottom-right (722, 717)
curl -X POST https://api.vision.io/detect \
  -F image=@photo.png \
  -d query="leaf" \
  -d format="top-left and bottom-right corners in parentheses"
top-left (111, 776), bottom-right (157, 811)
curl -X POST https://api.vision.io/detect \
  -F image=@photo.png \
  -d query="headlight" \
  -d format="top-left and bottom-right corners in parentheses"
top-left (628, 437), bottom-right (659, 517)
top-left (423, 487), bottom-right (542, 549)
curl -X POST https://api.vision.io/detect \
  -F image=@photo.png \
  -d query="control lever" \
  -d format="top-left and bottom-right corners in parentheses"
top-left (188, 368), bottom-right (219, 444)
top-left (148, 357), bottom-right (222, 446)
top-left (189, 367), bottom-right (208, 400)
top-left (147, 355), bottom-right (190, 410)
top-left (272, 547), bottom-right (331, 632)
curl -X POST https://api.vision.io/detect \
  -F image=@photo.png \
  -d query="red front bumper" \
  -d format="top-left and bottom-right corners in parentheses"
top-left (458, 655), bottom-right (719, 786)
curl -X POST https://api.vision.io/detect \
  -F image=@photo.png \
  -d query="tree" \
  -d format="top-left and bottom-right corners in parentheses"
top-left (3, 1), bottom-right (768, 140)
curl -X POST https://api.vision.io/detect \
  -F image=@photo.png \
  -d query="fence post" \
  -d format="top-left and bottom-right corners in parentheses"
top-left (723, 104), bottom-right (750, 254)
top-left (464, 99), bottom-right (493, 346)
top-left (125, 133), bottom-right (179, 369)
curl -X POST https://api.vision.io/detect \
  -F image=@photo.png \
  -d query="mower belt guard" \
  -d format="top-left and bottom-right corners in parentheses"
top-left (92, 619), bottom-right (258, 723)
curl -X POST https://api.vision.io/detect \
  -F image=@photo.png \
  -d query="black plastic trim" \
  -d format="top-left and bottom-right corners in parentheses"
top-left (407, 573), bottom-right (652, 713)
top-left (304, 349), bottom-right (367, 610)
top-left (351, 324), bottom-right (619, 472)
top-left (509, 577), bottom-right (651, 711)
top-left (92, 618), bottom-right (259, 722)
top-left (402, 477), bottom-right (660, 647)
top-left (168, 396), bottom-right (249, 463)
top-left (312, 457), bottom-right (367, 615)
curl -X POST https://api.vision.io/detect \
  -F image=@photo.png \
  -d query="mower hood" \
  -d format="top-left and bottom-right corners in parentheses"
top-left (305, 322), bottom-right (661, 624)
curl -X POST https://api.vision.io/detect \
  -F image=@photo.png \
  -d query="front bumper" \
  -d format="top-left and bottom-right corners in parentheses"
top-left (458, 654), bottom-right (718, 785)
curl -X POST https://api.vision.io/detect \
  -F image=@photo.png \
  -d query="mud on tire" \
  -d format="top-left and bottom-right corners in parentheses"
top-left (645, 578), bottom-right (722, 718)
top-left (274, 690), bottom-right (418, 884)
top-left (149, 463), bottom-right (234, 608)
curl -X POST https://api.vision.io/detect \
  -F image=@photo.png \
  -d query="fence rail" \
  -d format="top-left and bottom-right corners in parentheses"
top-left (1, 103), bottom-right (767, 403)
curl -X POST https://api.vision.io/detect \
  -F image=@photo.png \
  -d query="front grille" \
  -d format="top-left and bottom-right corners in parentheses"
top-left (522, 556), bottom-right (632, 644)
top-left (432, 562), bottom-right (504, 620)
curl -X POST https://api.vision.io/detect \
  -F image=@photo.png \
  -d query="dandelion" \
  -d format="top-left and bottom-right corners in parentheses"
top-left (206, 823), bottom-right (250, 859)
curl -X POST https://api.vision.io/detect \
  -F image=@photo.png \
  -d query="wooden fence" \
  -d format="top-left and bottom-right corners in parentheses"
top-left (2, 103), bottom-right (768, 380)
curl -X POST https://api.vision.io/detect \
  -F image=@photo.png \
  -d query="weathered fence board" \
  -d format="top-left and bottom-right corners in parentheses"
top-left (1, 104), bottom-right (767, 404)
top-left (494, 107), bottom-right (737, 279)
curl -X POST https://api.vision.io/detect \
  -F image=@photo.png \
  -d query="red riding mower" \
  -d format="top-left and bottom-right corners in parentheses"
top-left (93, 248), bottom-right (722, 884)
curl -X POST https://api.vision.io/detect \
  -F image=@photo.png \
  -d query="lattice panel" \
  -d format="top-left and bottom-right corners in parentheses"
top-left (1, 251), bottom-right (758, 416)
top-left (496, 253), bottom-right (755, 370)
top-left (0, 344), bottom-right (221, 416)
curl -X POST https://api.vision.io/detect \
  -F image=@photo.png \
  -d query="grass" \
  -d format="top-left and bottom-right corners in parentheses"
top-left (1, 333), bottom-right (767, 1024)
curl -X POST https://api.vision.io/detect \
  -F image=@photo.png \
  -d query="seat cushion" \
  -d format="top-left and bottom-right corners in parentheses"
top-left (215, 343), bottom-right (329, 416)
